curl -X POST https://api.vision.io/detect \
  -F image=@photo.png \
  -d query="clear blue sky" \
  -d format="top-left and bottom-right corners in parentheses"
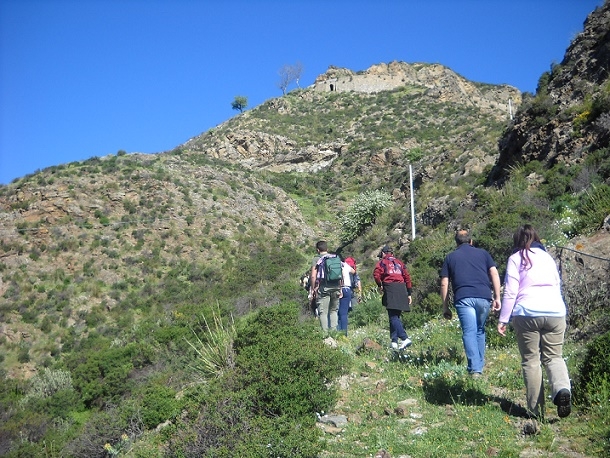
top-left (0, 0), bottom-right (603, 185)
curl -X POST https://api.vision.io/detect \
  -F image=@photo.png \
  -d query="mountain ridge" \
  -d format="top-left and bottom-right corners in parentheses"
top-left (178, 61), bottom-right (520, 175)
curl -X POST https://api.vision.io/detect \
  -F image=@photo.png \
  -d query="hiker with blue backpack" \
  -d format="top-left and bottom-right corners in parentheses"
top-left (309, 241), bottom-right (343, 333)
top-left (373, 245), bottom-right (413, 350)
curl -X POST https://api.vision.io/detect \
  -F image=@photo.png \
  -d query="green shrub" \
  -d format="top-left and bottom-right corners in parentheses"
top-left (232, 414), bottom-right (320, 458)
top-left (25, 387), bottom-right (82, 419)
top-left (63, 405), bottom-right (141, 458)
top-left (66, 341), bottom-right (155, 408)
top-left (339, 190), bottom-right (392, 243)
top-left (17, 345), bottom-right (30, 363)
top-left (166, 302), bottom-right (349, 457)
top-left (575, 331), bottom-right (610, 404)
top-left (573, 184), bottom-right (610, 234)
top-left (350, 297), bottom-right (386, 328)
top-left (165, 386), bottom-right (266, 458)
top-left (139, 384), bottom-right (181, 429)
top-left (20, 368), bottom-right (73, 404)
top-left (234, 303), bottom-right (351, 418)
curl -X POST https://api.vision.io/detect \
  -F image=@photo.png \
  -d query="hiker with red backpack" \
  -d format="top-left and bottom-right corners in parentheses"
top-left (373, 245), bottom-right (413, 350)
top-left (337, 256), bottom-right (356, 336)
top-left (309, 241), bottom-right (343, 333)
top-left (345, 256), bottom-right (361, 312)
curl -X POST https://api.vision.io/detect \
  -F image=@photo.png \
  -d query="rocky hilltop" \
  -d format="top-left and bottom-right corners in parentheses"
top-left (312, 61), bottom-right (520, 113)
top-left (179, 62), bottom-right (520, 177)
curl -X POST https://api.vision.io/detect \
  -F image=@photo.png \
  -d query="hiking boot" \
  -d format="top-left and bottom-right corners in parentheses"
top-left (398, 338), bottom-right (412, 350)
top-left (391, 342), bottom-right (399, 350)
top-left (554, 388), bottom-right (571, 418)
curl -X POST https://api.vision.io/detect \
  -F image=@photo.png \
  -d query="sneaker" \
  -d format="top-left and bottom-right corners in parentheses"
top-left (554, 388), bottom-right (571, 418)
top-left (470, 372), bottom-right (482, 379)
top-left (398, 338), bottom-right (412, 350)
top-left (391, 342), bottom-right (399, 350)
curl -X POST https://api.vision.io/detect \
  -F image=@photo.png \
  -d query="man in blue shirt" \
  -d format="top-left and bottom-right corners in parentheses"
top-left (440, 230), bottom-right (501, 376)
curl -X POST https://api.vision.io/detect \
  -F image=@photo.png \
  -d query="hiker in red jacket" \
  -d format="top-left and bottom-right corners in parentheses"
top-left (373, 245), bottom-right (413, 350)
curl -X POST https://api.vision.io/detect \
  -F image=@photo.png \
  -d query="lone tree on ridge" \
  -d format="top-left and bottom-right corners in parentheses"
top-left (231, 95), bottom-right (248, 113)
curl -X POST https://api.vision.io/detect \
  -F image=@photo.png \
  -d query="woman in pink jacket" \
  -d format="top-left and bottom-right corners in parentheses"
top-left (498, 224), bottom-right (571, 419)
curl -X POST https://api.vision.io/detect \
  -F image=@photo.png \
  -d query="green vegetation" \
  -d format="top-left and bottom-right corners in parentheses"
top-left (339, 190), bottom-right (393, 244)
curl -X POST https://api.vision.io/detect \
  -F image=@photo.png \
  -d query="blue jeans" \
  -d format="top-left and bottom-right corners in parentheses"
top-left (454, 297), bottom-right (491, 373)
top-left (338, 287), bottom-right (352, 334)
top-left (387, 308), bottom-right (408, 343)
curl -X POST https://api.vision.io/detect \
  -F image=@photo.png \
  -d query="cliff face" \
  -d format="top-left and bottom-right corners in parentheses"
top-left (489, 2), bottom-right (610, 184)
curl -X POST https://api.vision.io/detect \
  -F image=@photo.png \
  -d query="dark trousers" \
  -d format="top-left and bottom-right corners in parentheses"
top-left (387, 308), bottom-right (408, 343)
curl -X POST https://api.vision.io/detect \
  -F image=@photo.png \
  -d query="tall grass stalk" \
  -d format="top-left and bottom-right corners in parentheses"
top-left (185, 305), bottom-right (236, 379)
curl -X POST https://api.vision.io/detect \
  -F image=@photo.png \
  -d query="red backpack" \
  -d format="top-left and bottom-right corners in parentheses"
top-left (381, 257), bottom-right (403, 275)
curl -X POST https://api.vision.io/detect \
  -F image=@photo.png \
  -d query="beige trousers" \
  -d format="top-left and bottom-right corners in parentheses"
top-left (317, 289), bottom-right (340, 332)
top-left (512, 315), bottom-right (571, 417)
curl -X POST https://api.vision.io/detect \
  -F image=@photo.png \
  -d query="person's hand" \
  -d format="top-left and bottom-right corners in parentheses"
top-left (442, 306), bottom-right (452, 320)
top-left (492, 299), bottom-right (501, 312)
top-left (497, 322), bottom-right (507, 336)
top-left (408, 295), bottom-right (412, 305)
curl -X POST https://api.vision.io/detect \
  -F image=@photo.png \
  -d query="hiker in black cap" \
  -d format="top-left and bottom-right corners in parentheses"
top-left (373, 246), bottom-right (413, 350)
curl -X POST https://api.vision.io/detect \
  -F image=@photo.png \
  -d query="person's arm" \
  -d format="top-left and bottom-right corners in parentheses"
top-left (309, 264), bottom-right (317, 298)
top-left (373, 262), bottom-right (383, 292)
top-left (488, 266), bottom-right (501, 312)
top-left (497, 258), bottom-right (517, 336)
top-left (403, 265), bottom-right (413, 305)
top-left (440, 276), bottom-right (451, 318)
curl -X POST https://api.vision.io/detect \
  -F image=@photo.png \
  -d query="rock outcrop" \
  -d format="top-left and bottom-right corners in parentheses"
top-left (489, 2), bottom-right (610, 184)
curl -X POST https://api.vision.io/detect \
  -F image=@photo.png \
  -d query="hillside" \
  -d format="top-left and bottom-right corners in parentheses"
top-left (0, 1), bottom-right (609, 456)
top-left (0, 60), bottom-right (519, 379)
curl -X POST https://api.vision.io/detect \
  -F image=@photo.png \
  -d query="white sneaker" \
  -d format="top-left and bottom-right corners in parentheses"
top-left (398, 338), bottom-right (412, 350)
top-left (391, 342), bottom-right (399, 350)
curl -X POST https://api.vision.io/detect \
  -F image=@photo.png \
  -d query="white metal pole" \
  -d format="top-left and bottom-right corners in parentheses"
top-left (410, 165), bottom-right (415, 240)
